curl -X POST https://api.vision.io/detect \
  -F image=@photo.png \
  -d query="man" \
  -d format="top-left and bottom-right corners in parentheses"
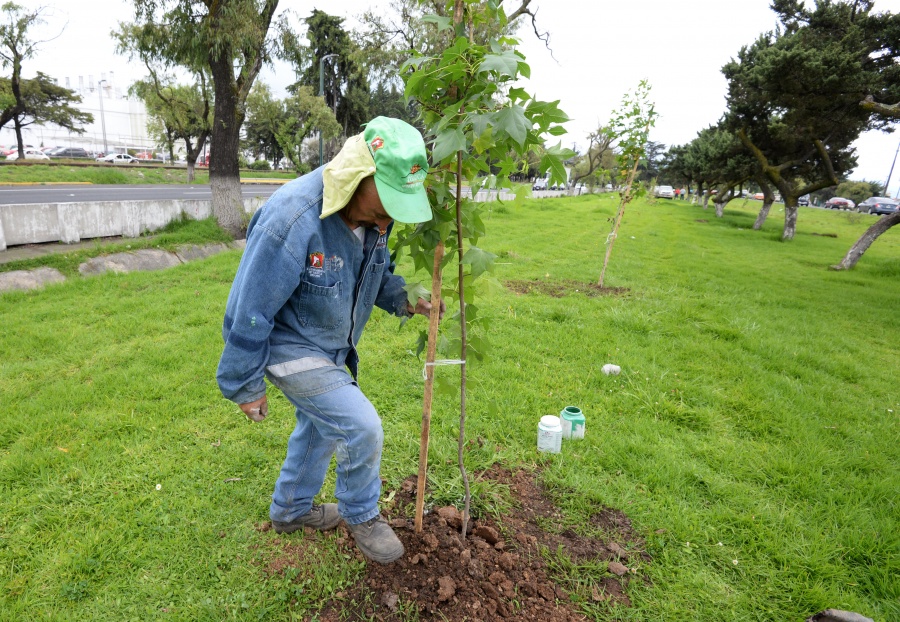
top-left (216, 117), bottom-right (441, 564)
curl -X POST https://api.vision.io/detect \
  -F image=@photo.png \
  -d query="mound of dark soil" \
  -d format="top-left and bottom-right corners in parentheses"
top-left (282, 467), bottom-right (651, 621)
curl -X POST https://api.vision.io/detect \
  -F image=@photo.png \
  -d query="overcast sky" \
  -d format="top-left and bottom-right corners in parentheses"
top-left (24, 0), bottom-right (900, 195)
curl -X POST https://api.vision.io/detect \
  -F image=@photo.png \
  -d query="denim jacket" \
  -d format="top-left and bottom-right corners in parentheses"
top-left (216, 167), bottom-right (409, 405)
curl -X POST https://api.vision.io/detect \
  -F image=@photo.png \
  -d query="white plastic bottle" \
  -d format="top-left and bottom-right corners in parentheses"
top-left (537, 415), bottom-right (563, 453)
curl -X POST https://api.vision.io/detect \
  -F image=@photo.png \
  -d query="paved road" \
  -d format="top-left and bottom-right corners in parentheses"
top-left (0, 183), bottom-right (283, 205)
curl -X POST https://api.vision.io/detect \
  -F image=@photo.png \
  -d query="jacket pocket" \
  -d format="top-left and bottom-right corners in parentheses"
top-left (297, 280), bottom-right (342, 329)
top-left (361, 261), bottom-right (385, 307)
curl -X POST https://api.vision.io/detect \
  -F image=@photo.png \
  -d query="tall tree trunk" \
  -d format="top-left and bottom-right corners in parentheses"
top-left (208, 48), bottom-right (246, 238)
top-left (752, 174), bottom-right (775, 230)
top-left (831, 211), bottom-right (900, 270)
top-left (782, 202), bottom-right (799, 240)
top-left (13, 117), bottom-right (24, 156)
top-left (713, 186), bottom-right (735, 218)
top-left (753, 200), bottom-right (774, 229)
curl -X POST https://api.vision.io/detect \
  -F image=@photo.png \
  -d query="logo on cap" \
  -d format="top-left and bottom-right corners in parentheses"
top-left (370, 137), bottom-right (384, 152)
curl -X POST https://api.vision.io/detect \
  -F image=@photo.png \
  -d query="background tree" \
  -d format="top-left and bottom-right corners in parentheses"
top-left (243, 82), bottom-right (286, 166)
top-left (569, 127), bottom-right (614, 191)
top-left (274, 85), bottom-right (341, 173)
top-left (637, 139), bottom-right (666, 184)
top-left (129, 77), bottom-right (212, 182)
top-left (834, 179), bottom-right (885, 206)
top-left (723, 1), bottom-right (897, 240)
top-left (119, 0), bottom-right (286, 237)
top-left (0, 73), bottom-right (93, 147)
top-left (0, 1), bottom-right (57, 157)
top-left (291, 10), bottom-right (370, 136)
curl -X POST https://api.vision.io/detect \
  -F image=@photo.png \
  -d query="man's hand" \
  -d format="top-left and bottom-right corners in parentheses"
top-left (240, 395), bottom-right (268, 422)
top-left (407, 297), bottom-right (446, 320)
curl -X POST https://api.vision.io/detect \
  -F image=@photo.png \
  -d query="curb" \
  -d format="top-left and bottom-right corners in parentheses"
top-left (0, 240), bottom-right (246, 294)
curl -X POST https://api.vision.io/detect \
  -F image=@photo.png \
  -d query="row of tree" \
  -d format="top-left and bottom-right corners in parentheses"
top-left (642, 0), bottom-right (898, 268)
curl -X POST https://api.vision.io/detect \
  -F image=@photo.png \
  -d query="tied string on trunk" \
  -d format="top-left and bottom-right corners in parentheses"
top-left (422, 359), bottom-right (465, 380)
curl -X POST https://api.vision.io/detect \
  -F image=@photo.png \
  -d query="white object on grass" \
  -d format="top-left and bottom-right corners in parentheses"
top-left (602, 364), bottom-right (621, 375)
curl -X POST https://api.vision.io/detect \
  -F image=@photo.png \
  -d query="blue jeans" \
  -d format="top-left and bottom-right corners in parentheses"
top-left (266, 364), bottom-right (383, 526)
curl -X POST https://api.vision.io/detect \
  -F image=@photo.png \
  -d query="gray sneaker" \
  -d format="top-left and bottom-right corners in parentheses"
top-left (347, 515), bottom-right (405, 564)
top-left (272, 503), bottom-right (341, 533)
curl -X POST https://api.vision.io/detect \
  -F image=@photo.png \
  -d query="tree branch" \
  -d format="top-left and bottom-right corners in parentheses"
top-left (860, 95), bottom-right (900, 119)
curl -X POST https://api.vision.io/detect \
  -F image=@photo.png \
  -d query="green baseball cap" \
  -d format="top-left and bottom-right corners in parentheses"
top-left (363, 117), bottom-right (432, 224)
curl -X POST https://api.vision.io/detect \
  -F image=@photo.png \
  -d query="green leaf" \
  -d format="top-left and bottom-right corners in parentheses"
top-left (539, 152), bottom-right (567, 186)
top-left (403, 282), bottom-right (430, 306)
top-left (478, 51), bottom-right (519, 77)
top-left (421, 14), bottom-right (452, 31)
top-left (507, 87), bottom-right (529, 103)
top-left (462, 246), bottom-right (497, 278)
top-left (431, 128), bottom-right (467, 163)
top-left (491, 105), bottom-right (529, 147)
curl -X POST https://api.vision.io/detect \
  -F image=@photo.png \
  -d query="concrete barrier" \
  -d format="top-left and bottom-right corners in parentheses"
top-left (0, 197), bottom-right (266, 252)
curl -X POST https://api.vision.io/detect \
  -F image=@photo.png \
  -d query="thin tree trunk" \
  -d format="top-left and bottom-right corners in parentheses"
top-left (832, 211), bottom-right (900, 270)
top-left (599, 141), bottom-right (643, 287)
top-left (415, 242), bottom-right (444, 533)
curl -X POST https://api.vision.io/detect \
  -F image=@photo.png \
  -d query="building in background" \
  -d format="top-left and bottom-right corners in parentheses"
top-left (0, 71), bottom-right (153, 156)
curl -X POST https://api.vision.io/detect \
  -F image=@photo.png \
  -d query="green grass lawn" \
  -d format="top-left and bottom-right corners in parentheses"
top-left (0, 162), bottom-right (296, 185)
top-left (0, 195), bottom-right (897, 621)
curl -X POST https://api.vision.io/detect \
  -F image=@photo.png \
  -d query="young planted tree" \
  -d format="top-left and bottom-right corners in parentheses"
top-left (598, 80), bottom-right (657, 288)
top-left (394, 0), bottom-right (570, 535)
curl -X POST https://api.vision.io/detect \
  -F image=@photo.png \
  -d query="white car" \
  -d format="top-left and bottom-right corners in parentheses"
top-left (6, 148), bottom-right (50, 161)
top-left (96, 153), bottom-right (139, 164)
top-left (655, 185), bottom-right (675, 199)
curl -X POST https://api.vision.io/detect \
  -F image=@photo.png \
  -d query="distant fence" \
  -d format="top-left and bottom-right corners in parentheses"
top-left (0, 197), bottom-right (266, 252)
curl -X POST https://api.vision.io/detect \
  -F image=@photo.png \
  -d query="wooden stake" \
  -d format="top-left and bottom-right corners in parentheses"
top-left (414, 240), bottom-right (445, 533)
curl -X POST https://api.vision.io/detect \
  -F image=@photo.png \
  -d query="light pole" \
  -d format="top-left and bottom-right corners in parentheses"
top-left (885, 138), bottom-right (900, 199)
top-left (318, 53), bottom-right (338, 167)
top-left (96, 79), bottom-right (108, 155)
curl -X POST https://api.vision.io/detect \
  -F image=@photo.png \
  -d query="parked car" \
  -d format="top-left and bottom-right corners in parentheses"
top-left (96, 153), bottom-right (139, 164)
top-left (2, 144), bottom-right (36, 157)
top-left (824, 196), bottom-right (855, 210)
top-left (856, 196), bottom-right (899, 215)
top-left (654, 185), bottom-right (675, 199)
top-left (49, 147), bottom-right (90, 159)
top-left (798, 195), bottom-right (810, 206)
top-left (5, 148), bottom-right (50, 161)
top-left (752, 192), bottom-right (765, 200)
